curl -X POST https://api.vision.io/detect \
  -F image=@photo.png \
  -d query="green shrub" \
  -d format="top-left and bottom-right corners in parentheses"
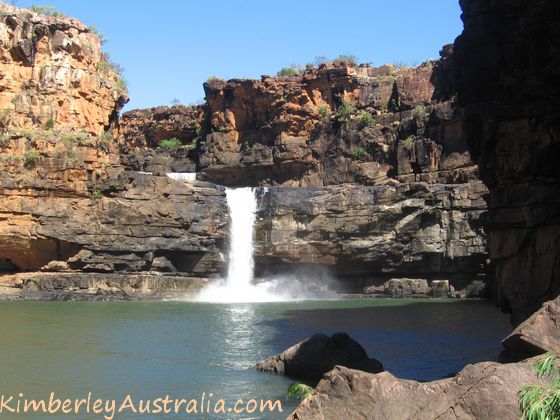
top-left (333, 54), bottom-right (357, 66)
top-left (314, 56), bottom-right (329, 66)
top-left (243, 142), bottom-right (252, 152)
top-left (412, 105), bottom-right (427, 121)
top-left (402, 136), bottom-right (415, 151)
top-left (87, 25), bottom-right (107, 45)
top-left (90, 189), bottom-right (102, 200)
top-left (0, 108), bottom-right (11, 125)
top-left (287, 383), bottom-right (313, 401)
top-left (44, 117), bottom-right (55, 131)
top-left (95, 131), bottom-right (113, 153)
top-left (97, 56), bottom-right (124, 75)
top-left (206, 75), bottom-right (224, 83)
top-left (115, 77), bottom-right (128, 95)
top-left (277, 66), bottom-right (300, 77)
top-left (518, 352), bottom-right (560, 420)
top-left (353, 146), bottom-right (364, 160)
top-left (23, 150), bottom-right (40, 168)
top-left (158, 138), bottom-right (182, 149)
top-left (318, 105), bottom-right (330, 120)
top-left (360, 112), bottom-right (374, 127)
top-left (336, 101), bottom-right (355, 123)
top-left (0, 133), bottom-right (10, 148)
top-left (28, 5), bottom-right (65, 17)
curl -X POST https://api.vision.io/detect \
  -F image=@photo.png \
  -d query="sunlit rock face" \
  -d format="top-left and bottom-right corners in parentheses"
top-left (0, 3), bottom-right (127, 136)
top-left (454, 0), bottom-right (560, 323)
top-left (0, 3), bottom-right (491, 300)
top-left (118, 49), bottom-right (479, 188)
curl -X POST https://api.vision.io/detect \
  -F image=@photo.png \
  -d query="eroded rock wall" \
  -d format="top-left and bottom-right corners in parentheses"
top-left (454, 0), bottom-right (560, 322)
top-left (0, 172), bottom-right (228, 279)
top-left (255, 181), bottom-right (488, 288)
top-left (118, 49), bottom-right (479, 188)
top-left (0, 3), bottom-right (128, 135)
top-left (0, 4), bottom-right (491, 299)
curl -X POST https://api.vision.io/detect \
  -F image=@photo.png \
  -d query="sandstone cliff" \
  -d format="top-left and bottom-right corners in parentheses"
top-left (118, 48), bottom-right (478, 188)
top-left (255, 182), bottom-right (487, 287)
top-left (0, 3), bottom-right (128, 135)
top-left (454, 0), bottom-right (560, 322)
top-left (0, 3), bottom-right (489, 300)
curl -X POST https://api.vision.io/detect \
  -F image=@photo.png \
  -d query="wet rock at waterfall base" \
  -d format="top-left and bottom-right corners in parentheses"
top-left (363, 278), bottom-right (430, 297)
top-left (256, 332), bottom-right (383, 383)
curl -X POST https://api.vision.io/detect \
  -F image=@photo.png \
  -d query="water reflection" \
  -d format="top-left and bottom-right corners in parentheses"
top-left (214, 304), bottom-right (263, 370)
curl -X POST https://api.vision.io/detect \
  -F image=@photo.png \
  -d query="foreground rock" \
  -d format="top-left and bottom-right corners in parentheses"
top-left (502, 296), bottom-right (560, 360)
top-left (256, 333), bottom-right (383, 383)
top-left (289, 362), bottom-right (538, 419)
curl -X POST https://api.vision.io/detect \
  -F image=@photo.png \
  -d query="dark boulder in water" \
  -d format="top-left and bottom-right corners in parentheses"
top-left (256, 332), bottom-right (383, 383)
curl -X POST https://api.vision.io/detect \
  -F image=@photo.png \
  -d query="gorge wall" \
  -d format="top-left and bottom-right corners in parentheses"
top-left (118, 48), bottom-right (478, 189)
top-left (0, 3), bottom-right (489, 301)
top-left (454, 0), bottom-right (560, 322)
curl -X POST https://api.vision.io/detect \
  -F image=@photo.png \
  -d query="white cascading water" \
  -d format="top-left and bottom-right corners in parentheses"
top-left (166, 172), bottom-right (197, 181)
top-left (197, 188), bottom-right (287, 303)
top-left (195, 187), bottom-right (338, 303)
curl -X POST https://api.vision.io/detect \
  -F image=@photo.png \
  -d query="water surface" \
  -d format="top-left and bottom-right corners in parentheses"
top-left (0, 299), bottom-right (511, 419)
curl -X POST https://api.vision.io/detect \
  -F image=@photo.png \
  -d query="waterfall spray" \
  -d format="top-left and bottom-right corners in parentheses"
top-left (195, 187), bottom-right (337, 303)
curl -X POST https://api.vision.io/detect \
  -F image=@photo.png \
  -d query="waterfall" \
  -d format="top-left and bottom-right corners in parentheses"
top-left (196, 187), bottom-right (283, 303)
top-left (223, 188), bottom-right (258, 288)
top-left (195, 187), bottom-right (338, 303)
top-left (166, 172), bottom-right (197, 181)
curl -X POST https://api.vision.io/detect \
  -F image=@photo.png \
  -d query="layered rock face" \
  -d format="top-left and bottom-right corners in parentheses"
top-left (118, 50), bottom-right (479, 188)
top-left (0, 5), bottom-right (229, 298)
top-left (255, 181), bottom-right (487, 289)
top-left (0, 3), bottom-right (128, 135)
top-left (0, 4), bottom-right (490, 299)
top-left (454, 0), bottom-right (560, 322)
top-left (0, 172), bottom-right (228, 298)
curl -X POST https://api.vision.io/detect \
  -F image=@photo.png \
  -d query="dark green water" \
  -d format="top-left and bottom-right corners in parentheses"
top-left (0, 299), bottom-right (511, 419)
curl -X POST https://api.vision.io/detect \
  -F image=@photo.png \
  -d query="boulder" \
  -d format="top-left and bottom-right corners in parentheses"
top-left (289, 361), bottom-right (538, 420)
top-left (502, 296), bottom-right (560, 360)
top-left (430, 280), bottom-right (450, 298)
top-left (364, 278), bottom-right (430, 297)
top-left (256, 333), bottom-right (383, 383)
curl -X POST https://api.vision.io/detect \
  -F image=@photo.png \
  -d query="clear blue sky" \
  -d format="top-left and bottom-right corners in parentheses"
top-left (14, 0), bottom-right (463, 111)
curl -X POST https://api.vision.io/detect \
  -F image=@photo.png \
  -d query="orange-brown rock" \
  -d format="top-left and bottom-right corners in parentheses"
top-left (118, 50), bottom-right (478, 187)
top-left (0, 3), bottom-right (128, 136)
